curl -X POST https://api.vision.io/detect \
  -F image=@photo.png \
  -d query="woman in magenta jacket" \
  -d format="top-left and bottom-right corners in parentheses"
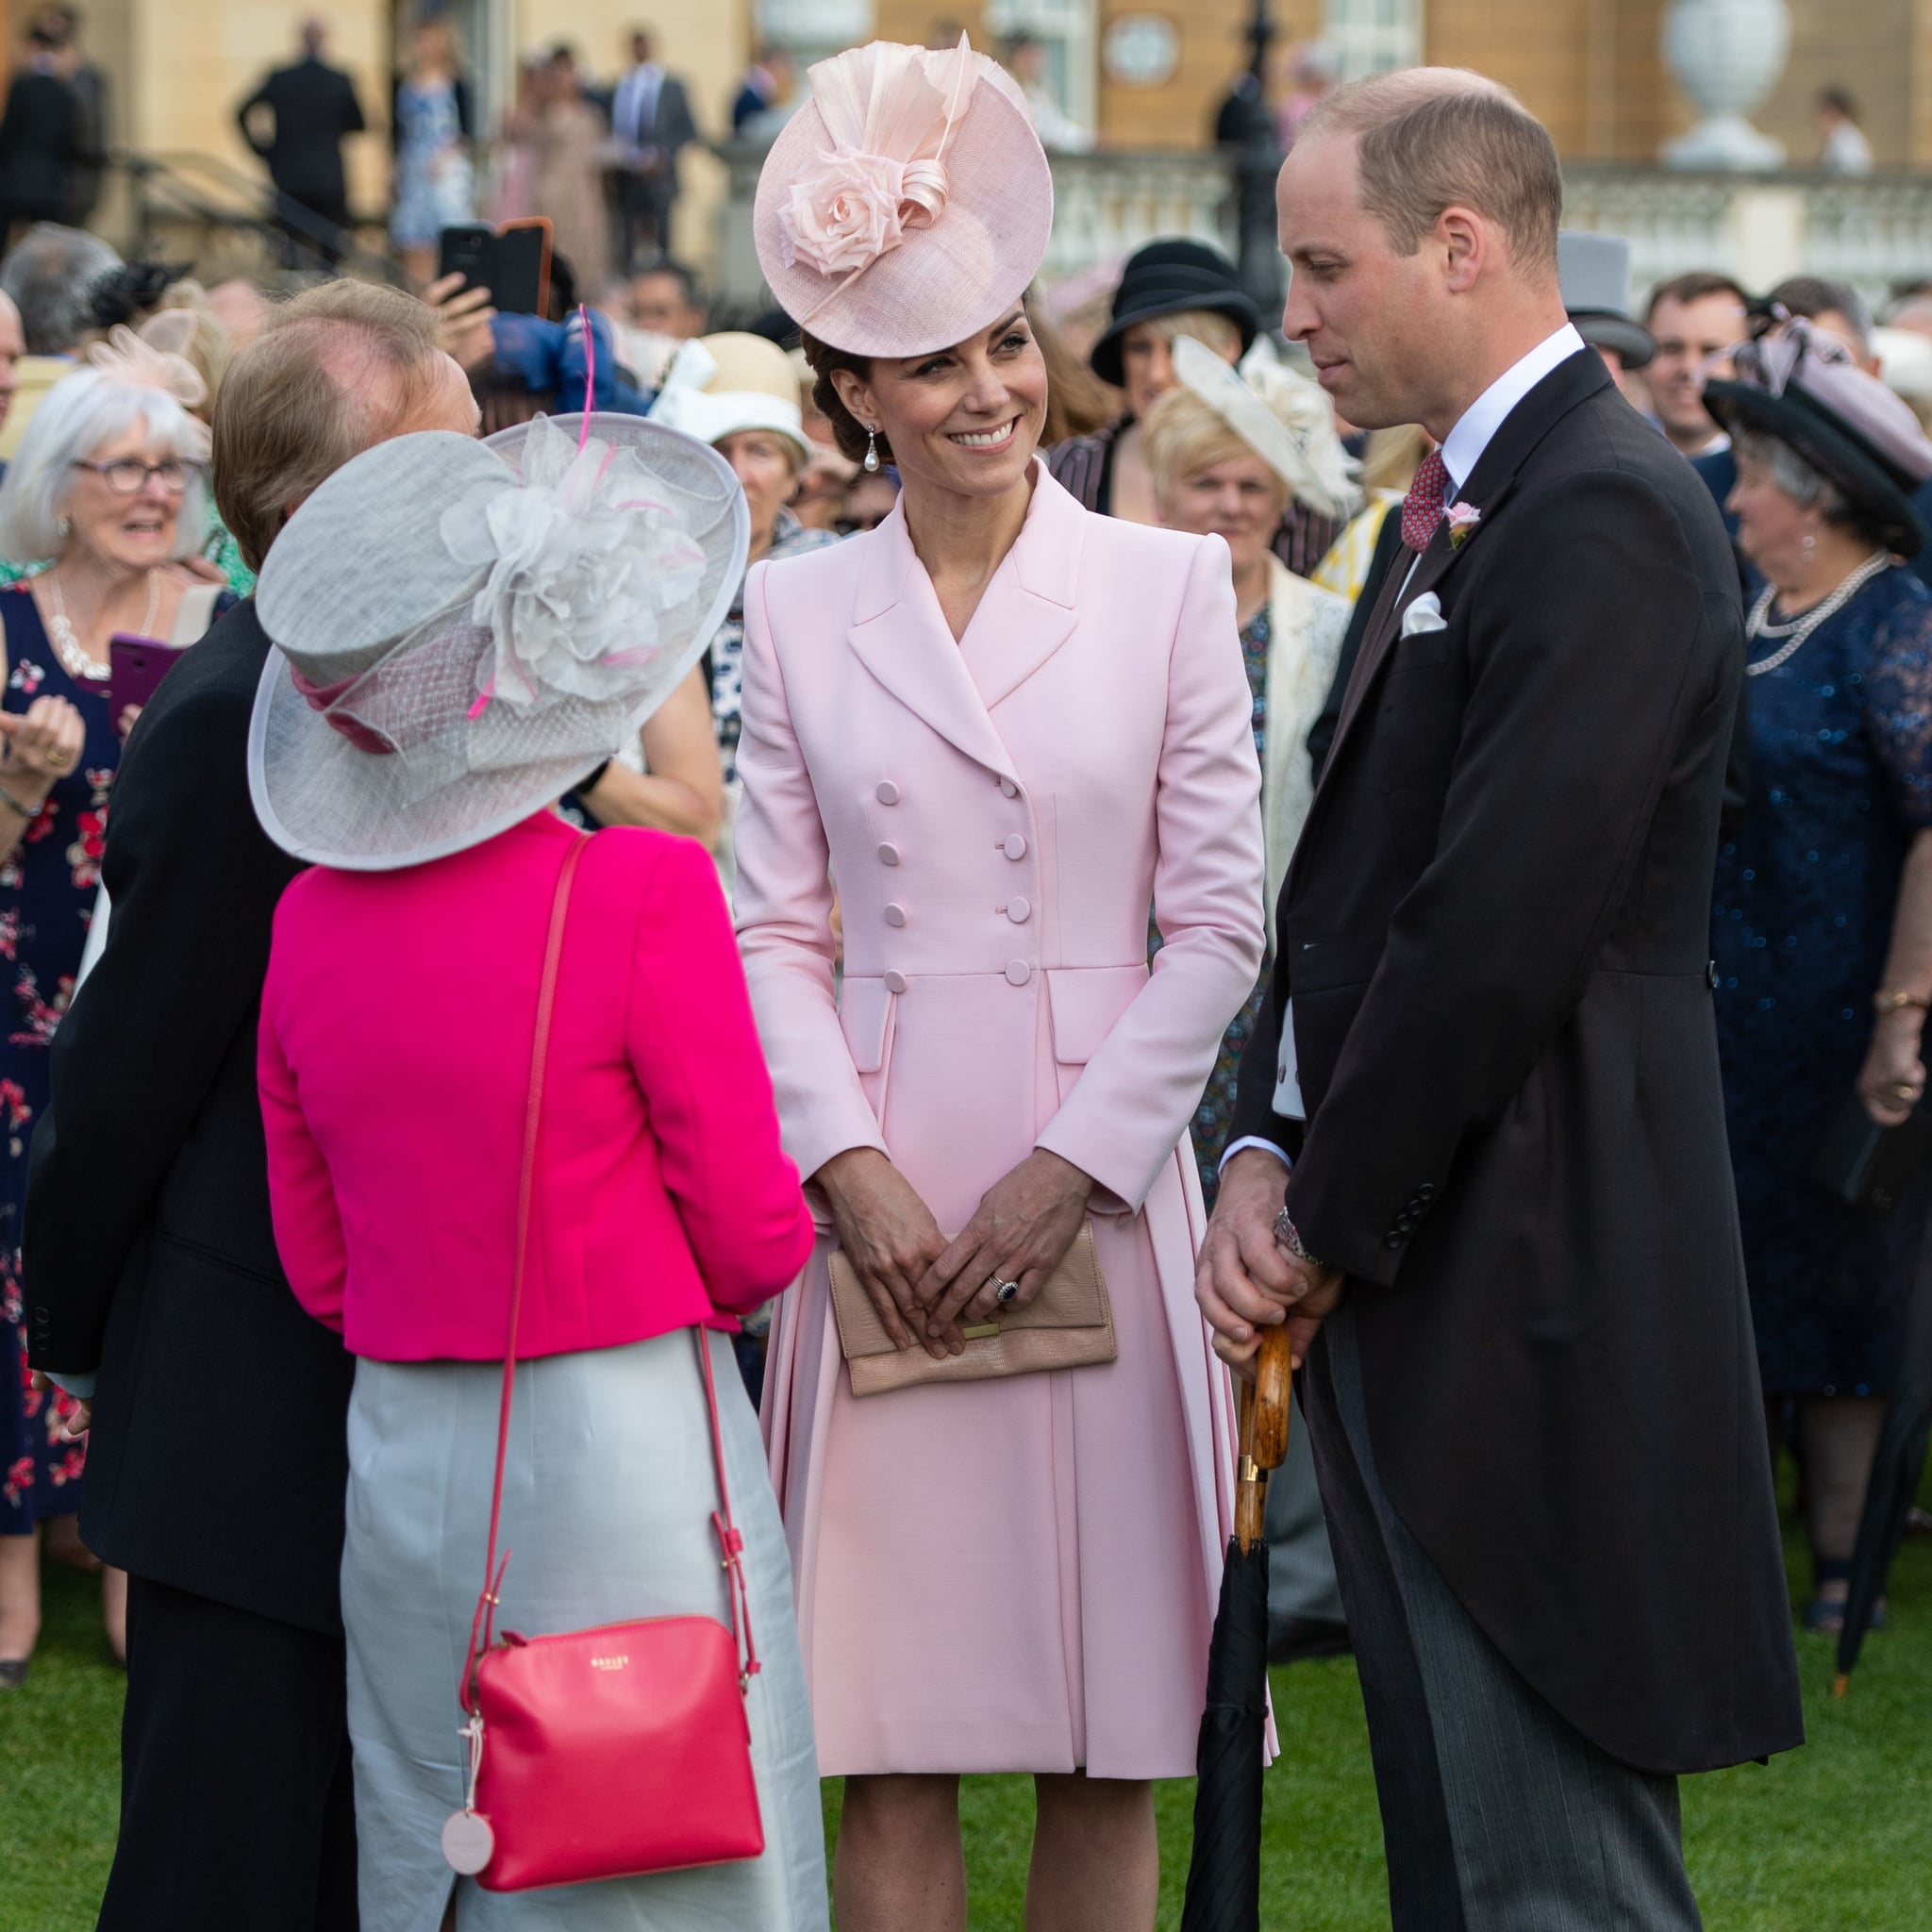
top-left (250, 417), bottom-right (828, 1931)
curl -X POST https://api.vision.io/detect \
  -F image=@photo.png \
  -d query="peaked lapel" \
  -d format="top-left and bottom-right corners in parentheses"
top-left (1317, 349), bottom-right (1611, 789)
top-left (846, 496), bottom-right (1018, 781)
top-left (844, 462), bottom-right (1083, 779)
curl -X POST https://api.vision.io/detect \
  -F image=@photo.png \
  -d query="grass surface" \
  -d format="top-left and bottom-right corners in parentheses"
top-left (4, 1490), bottom-right (1927, 1929)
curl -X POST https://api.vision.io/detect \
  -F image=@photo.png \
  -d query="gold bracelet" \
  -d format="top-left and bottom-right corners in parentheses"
top-left (1873, 988), bottom-right (1929, 1016)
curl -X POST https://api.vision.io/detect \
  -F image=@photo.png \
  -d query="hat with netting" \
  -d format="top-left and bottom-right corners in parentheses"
top-left (753, 34), bottom-right (1053, 358)
top-left (249, 414), bottom-right (747, 871)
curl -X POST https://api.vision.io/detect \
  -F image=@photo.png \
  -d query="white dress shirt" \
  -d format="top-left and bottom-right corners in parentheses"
top-left (1223, 322), bottom-right (1588, 1174)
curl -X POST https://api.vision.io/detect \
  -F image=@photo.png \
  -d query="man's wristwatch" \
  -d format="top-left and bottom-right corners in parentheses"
top-left (1274, 1205), bottom-right (1320, 1267)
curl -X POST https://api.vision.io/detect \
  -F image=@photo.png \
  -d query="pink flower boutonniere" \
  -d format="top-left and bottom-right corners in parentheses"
top-left (1446, 501), bottom-right (1482, 549)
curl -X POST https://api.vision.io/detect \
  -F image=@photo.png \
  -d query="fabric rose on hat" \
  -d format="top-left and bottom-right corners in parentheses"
top-left (441, 416), bottom-right (706, 711)
top-left (774, 36), bottom-right (973, 286)
top-left (781, 151), bottom-right (918, 279)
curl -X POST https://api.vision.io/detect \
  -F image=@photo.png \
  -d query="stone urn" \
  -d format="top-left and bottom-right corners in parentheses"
top-left (1661, 0), bottom-right (1791, 170)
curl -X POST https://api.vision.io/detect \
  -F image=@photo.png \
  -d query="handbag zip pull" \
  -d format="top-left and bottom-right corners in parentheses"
top-left (440, 1713), bottom-right (496, 1875)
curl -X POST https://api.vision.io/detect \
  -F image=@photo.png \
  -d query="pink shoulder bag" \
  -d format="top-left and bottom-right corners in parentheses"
top-left (440, 835), bottom-right (766, 1890)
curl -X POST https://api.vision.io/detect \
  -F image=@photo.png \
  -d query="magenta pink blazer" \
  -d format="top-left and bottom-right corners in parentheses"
top-left (258, 810), bottom-right (813, 1362)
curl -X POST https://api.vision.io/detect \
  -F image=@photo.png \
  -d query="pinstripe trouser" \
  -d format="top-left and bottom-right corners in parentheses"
top-left (1302, 1305), bottom-right (1704, 1932)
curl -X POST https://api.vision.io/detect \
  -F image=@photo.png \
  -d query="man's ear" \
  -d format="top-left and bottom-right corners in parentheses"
top-left (1438, 207), bottom-right (1487, 295)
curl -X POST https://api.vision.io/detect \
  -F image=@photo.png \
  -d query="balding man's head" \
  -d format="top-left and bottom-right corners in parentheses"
top-left (213, 280), bottom-right (477, 571)
top-left (1277, 67), bottom-right (1569, 433)
top-left (1296, 68), bottom-right (1561, 284)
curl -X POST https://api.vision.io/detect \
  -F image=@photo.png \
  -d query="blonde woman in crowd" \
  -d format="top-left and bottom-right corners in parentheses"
top-left (1142, 339), bottom-right (1356, 1203)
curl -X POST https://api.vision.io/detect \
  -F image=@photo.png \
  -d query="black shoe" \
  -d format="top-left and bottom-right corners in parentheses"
top-left (0, 1657), bottom-right (29, 1689)
top-left (1269, 1618), bottom-right (1351, 1664)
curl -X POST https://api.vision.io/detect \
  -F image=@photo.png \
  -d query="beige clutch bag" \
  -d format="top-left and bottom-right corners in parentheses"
top-left (826, 1222), bottom-right (1117, 1397)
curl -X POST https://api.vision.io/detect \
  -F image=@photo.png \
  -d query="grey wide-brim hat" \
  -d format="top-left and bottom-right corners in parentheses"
top-left (1559, 230), bottom-right (1656, 371)
top-left (250, 414), bottom-right (748, 871)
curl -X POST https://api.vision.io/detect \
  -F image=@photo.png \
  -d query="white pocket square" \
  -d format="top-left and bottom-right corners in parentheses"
top-left (1401, 591), bottom-right (1446, 638)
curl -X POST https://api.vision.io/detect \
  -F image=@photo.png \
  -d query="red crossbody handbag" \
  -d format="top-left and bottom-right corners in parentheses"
top-left (440, 835), bottom-right (766, 1890)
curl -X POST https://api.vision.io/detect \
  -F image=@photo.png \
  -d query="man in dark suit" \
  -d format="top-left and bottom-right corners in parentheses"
top-left (0, 18), bottom-right (92, 244)
top-left (237, 19), bottom-right (368, 265)
top-left (608, 26), bottom-right (697, 270)
top-left (1197, 72), bottom-right (1803, 1926)
top-left (25, 281), bottom-right (478, 1930)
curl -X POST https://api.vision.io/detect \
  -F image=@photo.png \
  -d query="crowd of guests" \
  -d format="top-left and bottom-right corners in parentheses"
top-left (0, 32), bottom-right (1925, 1932)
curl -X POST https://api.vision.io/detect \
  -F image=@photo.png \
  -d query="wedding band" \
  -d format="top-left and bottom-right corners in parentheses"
top-left (46, 751), bottom-right (67, 768)
top-left (992, 1276), bottom-right (1020, 1305)
top-left (1894, 1081), bottom-right (1919, 1098)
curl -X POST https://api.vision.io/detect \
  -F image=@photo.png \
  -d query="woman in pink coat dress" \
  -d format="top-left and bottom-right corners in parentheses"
top-left (738, 38), bottom-right (1267, 1932)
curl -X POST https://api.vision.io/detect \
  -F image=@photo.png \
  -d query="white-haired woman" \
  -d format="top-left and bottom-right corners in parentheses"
top-left (0, 345), bottom-right (227, 1686)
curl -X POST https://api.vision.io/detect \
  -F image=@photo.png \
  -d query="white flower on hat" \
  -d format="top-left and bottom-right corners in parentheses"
top-left (441, 415), bottom-right (706, 710)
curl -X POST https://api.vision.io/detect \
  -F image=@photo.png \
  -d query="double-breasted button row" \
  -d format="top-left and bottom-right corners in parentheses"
top-left (1382, 1182), bottom-right (1441, 1250)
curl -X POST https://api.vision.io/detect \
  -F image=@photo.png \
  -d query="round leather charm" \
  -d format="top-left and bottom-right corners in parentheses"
top-left (441, 1809), bottom-right (495, 1875)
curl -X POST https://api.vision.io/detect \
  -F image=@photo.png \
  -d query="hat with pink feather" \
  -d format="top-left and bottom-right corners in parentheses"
top-left (752, 34), bottom-right (1054, 358)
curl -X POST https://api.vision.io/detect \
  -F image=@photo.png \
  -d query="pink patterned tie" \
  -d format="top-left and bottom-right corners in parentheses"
top-left (1400, 449), bottom-right (1448, 553)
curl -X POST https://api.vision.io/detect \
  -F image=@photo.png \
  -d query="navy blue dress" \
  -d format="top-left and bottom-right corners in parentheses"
top-left (1712, 565), bottom-right (1932, 1396)
top-left (0, 587), bottom-right (120, 1529)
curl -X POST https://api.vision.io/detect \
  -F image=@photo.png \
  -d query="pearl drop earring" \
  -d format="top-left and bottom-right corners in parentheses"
top-left (863, 426), bottom-right (880, 475)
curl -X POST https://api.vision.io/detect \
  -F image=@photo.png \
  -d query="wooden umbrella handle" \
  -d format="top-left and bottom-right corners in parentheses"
top-left (1234, 1324), bottom-right (1294, 1551)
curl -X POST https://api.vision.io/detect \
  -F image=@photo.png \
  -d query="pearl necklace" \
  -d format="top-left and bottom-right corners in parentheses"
top-left (44, 566), bottom-right (159, 684)
top-left (1745, 553), bottom-right (1893, 678)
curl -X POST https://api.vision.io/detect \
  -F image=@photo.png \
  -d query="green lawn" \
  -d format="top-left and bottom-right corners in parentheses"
top-left (4, 1494), bottom-right (1927, 1930)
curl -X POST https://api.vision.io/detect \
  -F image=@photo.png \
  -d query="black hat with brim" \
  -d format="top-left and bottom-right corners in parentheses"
top-left (1089, 239), bottom-right (1261, 390)
top-left (1704, 376), bottom-right (1931, 559)
top-left (1570, 308), bottom-right (1657, 371)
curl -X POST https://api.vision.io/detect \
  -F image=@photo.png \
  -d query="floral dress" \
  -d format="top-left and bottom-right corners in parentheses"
top-left (0, 587), bottom-right (117, 1530)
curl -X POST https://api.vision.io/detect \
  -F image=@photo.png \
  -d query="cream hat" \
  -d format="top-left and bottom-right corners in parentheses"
top-left (753, 35), bottom-right (1053, 358)
top-left (250, 414), bottom-right (747, 871)
top-left (646, 332), bottom-right (811, 462)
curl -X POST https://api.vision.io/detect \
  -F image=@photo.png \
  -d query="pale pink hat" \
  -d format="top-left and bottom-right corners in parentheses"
top-left (753, 35), bottom-right (1053, 358)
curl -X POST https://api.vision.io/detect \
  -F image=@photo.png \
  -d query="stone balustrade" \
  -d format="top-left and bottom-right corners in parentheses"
top-left (711, 143), bottom-right (1932, 314)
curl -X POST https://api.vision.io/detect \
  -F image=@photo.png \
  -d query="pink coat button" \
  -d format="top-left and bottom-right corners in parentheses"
top-left (884, 904), bottom-right (907, 927)
top-left (1006, 959), bottom-right (1031, 987)
top-left (1007, 897), bottom-right (1032, 924)
top-left (877, 842), bottom-right (902, 866)
top-left (884, 970), bottom-right (908, 993)
top-left (999, 777), bottom-right (1019, 798)
top-left (876, 780), bottom-right (900, 806)
top-left (1002, 834), bottom-right (1027, 860)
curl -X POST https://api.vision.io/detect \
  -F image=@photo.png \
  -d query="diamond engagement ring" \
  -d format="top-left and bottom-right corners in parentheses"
top-left (991, 1276), bottom-right (1020, 1305)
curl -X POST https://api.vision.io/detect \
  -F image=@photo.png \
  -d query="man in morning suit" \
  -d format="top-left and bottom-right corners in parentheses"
top-left (237, 19), bottom-right (369, 265)
top-left (608, 27), bottom-right (697, 270)
top-left (1195, 71), bottom-right (1804, 1928)
top-left (25, 281), bottom-right (478, 1930)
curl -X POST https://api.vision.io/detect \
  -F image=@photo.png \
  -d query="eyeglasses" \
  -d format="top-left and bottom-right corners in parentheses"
top-left (72, 458), bottom-right (204, 496)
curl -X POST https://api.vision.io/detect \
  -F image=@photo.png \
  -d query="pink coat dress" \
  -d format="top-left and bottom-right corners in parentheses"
top-left (735, 464), bottom-right (1268, 1777)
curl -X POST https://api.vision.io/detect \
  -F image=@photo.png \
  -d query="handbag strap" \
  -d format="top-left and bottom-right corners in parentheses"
top-left (458, 834), bottom-right (758, 1715)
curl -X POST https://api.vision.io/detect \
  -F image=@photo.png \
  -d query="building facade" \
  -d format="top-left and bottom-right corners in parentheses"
top-left (8, 0), bottom-right (1932, 284)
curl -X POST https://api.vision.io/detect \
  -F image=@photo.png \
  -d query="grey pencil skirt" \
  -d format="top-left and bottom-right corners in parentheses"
top-left (341, 1326), bottom-right (827, 1932)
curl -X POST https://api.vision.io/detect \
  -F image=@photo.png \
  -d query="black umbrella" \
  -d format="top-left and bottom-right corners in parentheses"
top-left (1834, 1216), bottom-right (1932, 1695)
top-left (1181, 1324), bottom-right (1292, 1932)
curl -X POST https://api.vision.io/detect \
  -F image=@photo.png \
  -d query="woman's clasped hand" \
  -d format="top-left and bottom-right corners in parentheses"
top-left (818, 1146), bottom-right (1095, 1357)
